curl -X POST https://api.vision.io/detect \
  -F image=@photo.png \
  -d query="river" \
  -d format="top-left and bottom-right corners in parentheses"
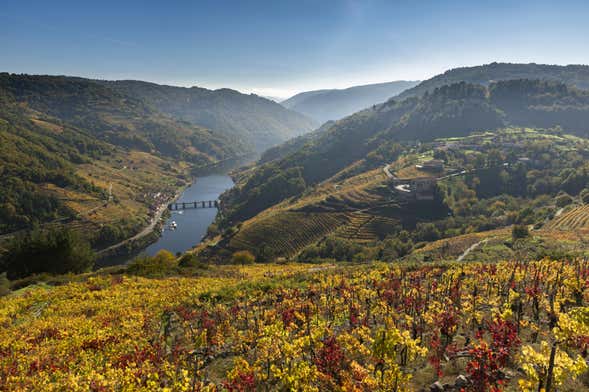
top-left (144, 174), bottom-right (234, 256)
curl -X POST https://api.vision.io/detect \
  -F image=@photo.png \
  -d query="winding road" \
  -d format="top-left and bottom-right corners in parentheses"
top-left (97, 204), bottom-right (168, 256)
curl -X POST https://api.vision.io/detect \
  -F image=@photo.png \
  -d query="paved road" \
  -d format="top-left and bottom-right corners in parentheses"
top-left (96, 202), bottom-right (170, 255)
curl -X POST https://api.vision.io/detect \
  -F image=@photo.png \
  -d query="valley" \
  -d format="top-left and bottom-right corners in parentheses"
top-left (6, 0), bottom-right (589, 389)
top-left (204, 127), bottom-right (589, 265)
top-left (4, 61), bottom-right (589, 391)
top-left (0, 73), bottom-right (310, 260)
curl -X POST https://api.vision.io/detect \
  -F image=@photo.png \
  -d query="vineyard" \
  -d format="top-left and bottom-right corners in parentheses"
top-left (2, 259), bottom-right (589, 390)
top-left (335, 212), bottom-right (400, 242)
top-left (545, 205), bottom-right (589, 232)
top-left (228, 212), bottom-right (350, 256)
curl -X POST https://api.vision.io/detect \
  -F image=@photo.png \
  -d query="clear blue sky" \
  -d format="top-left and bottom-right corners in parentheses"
top-left (1, 0), bottom-right (588, 98)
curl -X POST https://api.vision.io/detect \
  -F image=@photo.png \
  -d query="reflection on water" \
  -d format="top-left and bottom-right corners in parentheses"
top-left (144, 175), bottom-right (234, 256)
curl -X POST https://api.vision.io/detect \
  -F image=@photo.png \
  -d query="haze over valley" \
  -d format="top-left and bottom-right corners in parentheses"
top-left (4, 1), bottom-right (589, 390)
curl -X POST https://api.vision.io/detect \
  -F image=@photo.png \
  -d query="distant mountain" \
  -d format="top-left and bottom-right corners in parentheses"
top-left (282, 81), bottom-right (420, 123)
top-left (261, 96), bottom-right (283, 103)
top-left (397, 62), bottom-right (589, 99)
top-left (221, 79), bottom-right (589, 224)
top-left (100, 80), bottom-right (317, 153)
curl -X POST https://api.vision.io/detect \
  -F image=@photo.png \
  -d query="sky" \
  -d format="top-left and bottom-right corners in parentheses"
top-left (1, 0), bottom-right (589, 99)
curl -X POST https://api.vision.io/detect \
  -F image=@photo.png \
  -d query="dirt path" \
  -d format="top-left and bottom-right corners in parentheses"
top-left (383, 164), bottom-right (394, 179)
top-left (457, 239), bottom-right (488, 262)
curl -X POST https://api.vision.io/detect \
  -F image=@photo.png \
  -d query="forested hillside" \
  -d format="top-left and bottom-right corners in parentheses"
top-left (282, 80), bottom-right (419, 123)
top-left (217, 80), bottom-right (589, 238)
top-left (100, 80), bottom-right (317, 152)
top-left (0, 89), bottom-right (109, 233)
top-left (207, 127), bottom-right (589, 263)
top-left (0, 74), bottom-right (243, 239)
top-left (0, 74), bottom-right (242, 163)
top-left (396, 62), bottom-right (589, 99)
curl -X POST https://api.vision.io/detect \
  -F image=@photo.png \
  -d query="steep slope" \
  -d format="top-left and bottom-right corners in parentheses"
top-left (101, 80), bottom-right (317, 152)
top-left (282, 80), bottom-right (419, 123)
top-left (259, 121), bottom-right (335, 164)
top-left (220, 79), bottom-right (589, 226)
top-left (0, 73), bottom-right (245, 242)
top-left (211, 128), bottom-right (589, 261)
top-left (397, 62), bottom-right (589, 100)
top-left (0, 74), bottom-right (242, 164)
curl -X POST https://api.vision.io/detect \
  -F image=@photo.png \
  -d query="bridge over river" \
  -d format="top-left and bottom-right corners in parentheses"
top-left (168, 200), bottom-right (219, 210)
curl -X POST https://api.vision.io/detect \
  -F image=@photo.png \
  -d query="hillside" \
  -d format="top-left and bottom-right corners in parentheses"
top-left (0, 74), bottom-right (244, 246)
top-left (282, 80), bottom-right (419, 123)
top-left (218, 80), bottom-right (589, 234)
top-left (258, 121), bottom-right (335, 164)
top-left (0, 74), bottom-right (242, 163)
top-left (207, 127), bottom-right (589, 262)
top-left (397, 62), bottom-right (589, 99)
top-left (100, 80), bottom-right (317, 152)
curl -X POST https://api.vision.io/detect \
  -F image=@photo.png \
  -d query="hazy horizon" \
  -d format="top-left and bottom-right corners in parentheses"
top-left (2, 0), bottom-right (589, 98)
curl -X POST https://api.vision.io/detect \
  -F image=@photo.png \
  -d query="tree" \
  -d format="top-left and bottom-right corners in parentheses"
top-left (415, 223), bottom-right (441, 242)
top-left (127, 250), bottom-right (177, 277)
top-left (232, 250), bottom-right (255, 265)
top-left (555, 193), bottom-right (573, 208)
top-left (96, 224), bottom-right (123, 246)
top-left (512, 224), bottom-right (529, 241)
top-left (581, 188), bottom-right (589, 204)
top-left (3, 228), bottom-right (95, 279)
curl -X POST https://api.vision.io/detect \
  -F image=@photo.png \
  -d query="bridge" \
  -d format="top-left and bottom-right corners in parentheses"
top-left (168, 200), bottom-right (219, 210)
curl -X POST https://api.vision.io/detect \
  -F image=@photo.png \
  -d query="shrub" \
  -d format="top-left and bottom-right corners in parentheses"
top-left (380, 237), bottom-right (413, 261)
top-left (512, 225), bottom-right (530, 241)
top-left (127, 250), bottom-right (177, 277)
top-left (555, 193), bottom-right (573, 208)
top-left (232, 250), bottom-right (256, 265)
top-left (415, 223), bottom-right (441, 242)
top-left (0, 273), bottom-right (10, 296)
top-left (178, 253), bottom-right (208, 269)
top-left (3, 228), bottom-right (95, 279)
top-left (580, 188), bottom-right (589, 204)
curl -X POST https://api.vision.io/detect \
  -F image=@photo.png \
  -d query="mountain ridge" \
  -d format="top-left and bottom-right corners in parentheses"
top-left (396, 62), bottom-right (589, 100)
top-left (98, 79), bottom-right (317, 153)
top-left (219, 78), bottom-right (589, 229)
top-left (282, 80), bottom-right (420, 123)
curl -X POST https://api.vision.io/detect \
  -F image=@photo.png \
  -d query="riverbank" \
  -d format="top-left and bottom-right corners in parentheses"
top-left (95, 174), bottom-right (236, 266)
top-left (94, 185), bottom-right (187, 266)
top-left (144, 175), bottom-right (234, 257)
top-left (94, 154), bottom-right (253, 266)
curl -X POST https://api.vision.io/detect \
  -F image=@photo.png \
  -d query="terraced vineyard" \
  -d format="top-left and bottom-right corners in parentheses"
top-left (335, 212), bottom-right (399, 242)
top-left (228, 212), bottom-right (350, 256)
top-left (333, 212), bottom-right (373, 240)
top-left (335, 168), bottom-right (387, 187)
top-left (544, 204), bottom-right (589, 231)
